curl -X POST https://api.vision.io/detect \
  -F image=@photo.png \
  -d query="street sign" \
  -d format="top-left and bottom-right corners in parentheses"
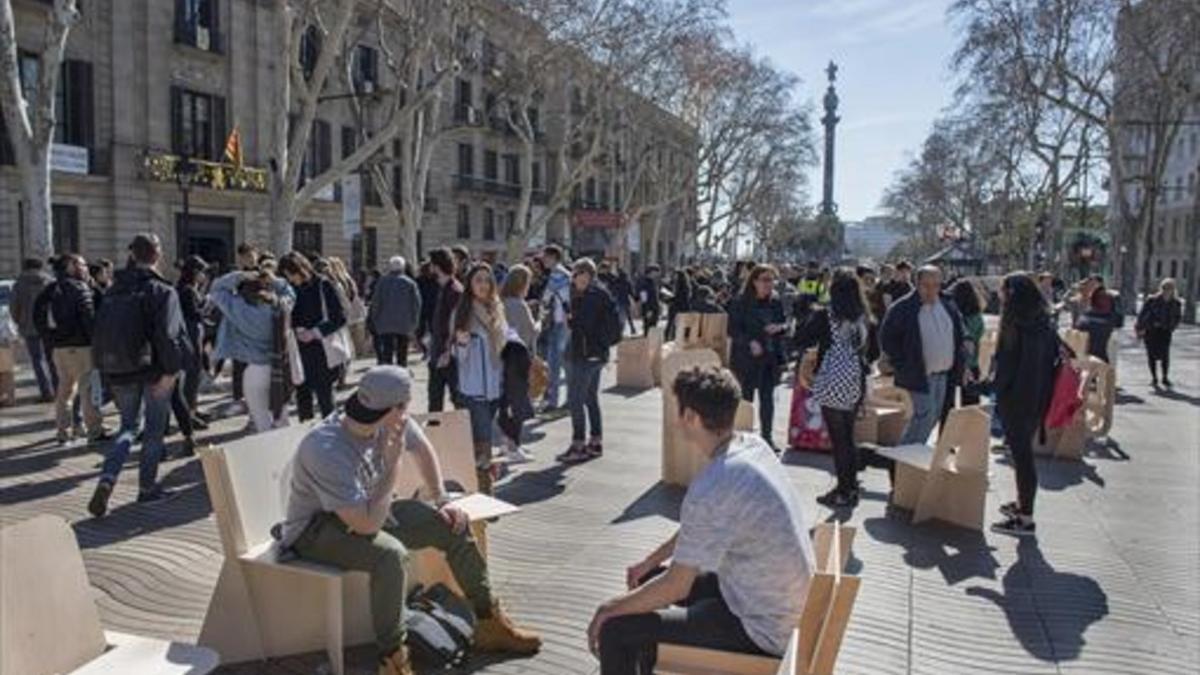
top-left (50, 144), bottom-right (89, 175)
top-left (342, 174), bottom-right (362, 239)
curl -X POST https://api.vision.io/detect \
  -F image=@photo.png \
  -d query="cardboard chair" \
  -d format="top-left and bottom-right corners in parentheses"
top-left (655, 523), bottom-right (860, 675)
top-left (700, 313), bottom-right (731, 365)
top-left (617, 336), bottom-right (657, 389)
top-left (649, 326), bottom-right (667, 385)
top-left (675, 312), bottom-right (706, 349)
top-left (0, 515), bottom-right (219, 675)
top-left (876, 406), bottom-right (991, 531)
top-left (661, 347), bottom-right (723, 486)
top-left (196, 411), bottom-right (515, 675)
top-left (865, 382), bottom-right (912, 447)
top-left (1034, 357), bottom-right (1114, 461)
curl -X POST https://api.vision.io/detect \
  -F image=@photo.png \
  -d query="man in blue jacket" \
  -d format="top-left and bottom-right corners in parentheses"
top-left (879, 265), bottom-right (966, 446)
top-left (369, 256), bottom-right (422, 367)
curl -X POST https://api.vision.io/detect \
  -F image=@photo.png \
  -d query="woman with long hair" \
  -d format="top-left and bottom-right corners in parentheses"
top-left (279, 252), bottom-right (346, 422)
top-left (665, 269), bottom-right (693, 340)
top-left (728, 264), bottom-right (788, 449)
top-left (498, 265), bottom-right (539, 464)
top-left (800, 268), bottom-right (878, 507)
top-left (945, 278), bottom-right (985, 417)
top-left (453, 263), bottom-right (509, 492)
top-left (1136, 277), bottom-right (1183, 388)
top-left (320, 257), bottom-right (362, 388)
top-left (991, 272), bottom-right (1059, 536)
top-left (555, 259), bottom-right (617, 464)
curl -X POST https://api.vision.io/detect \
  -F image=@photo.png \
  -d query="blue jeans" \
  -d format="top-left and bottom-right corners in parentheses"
top-left (100, 381), bottom-right (172, 494)
top-left (24, 336), bottom-right (57, 398)
top-left (567, 359), bottom-right (604, 442)
top-left (543, 322), bottom-right (569, 407)
top-left (900, 372), bottom-right (948, 446)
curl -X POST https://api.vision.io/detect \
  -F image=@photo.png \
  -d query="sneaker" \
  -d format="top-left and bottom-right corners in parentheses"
top-left (990, 515), bottom-right (1036, 537)
top-left (474, 603), bottom-right (542, 654)
top-left (585, 438), bottom-right (604, 459)
top-left (816, 487), bottom-right (859, 508)
top-left (1151, 377), bottom-right (1159, 388)
top-left (377, 646), bottom-right (414, 675)
top-left (178, 437), bottom-right (197, 459)
top-left (190, 416), bottom-right (210, 431)
top-left (999, 501), bottom-right (1019, 518)
top-left (136, 486), bottom-right (179, 505)
top-left (88, 480), bottom-right (113, 518)
top-left (556, 443), bottom-right (592, 464)
top-left (73, 423), bottom-right (87, 439)
top-left (503, 446), bottom-right (535, 465)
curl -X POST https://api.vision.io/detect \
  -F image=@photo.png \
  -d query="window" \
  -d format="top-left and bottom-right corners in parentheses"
top-left (293, 222), bottom-right (323, 258)
top-left (528, 107), bottom-right (540, 134)
top-left (175, 0), bottom-right (222, 53)
top-left (352, 45), bottom-right (378, 93)
top-left (532, 161), bottom-right (542, 189)
top-left (455, 79), bottom-right (472, 122)
top-left (171, 87), bottom-right (226, 160)
top-left (391, 139), bottom-right (404, 206)
top-left (457, 143), bottom-right (474, 175)
top-left (586, 177), bottom-right (597, 204)
top-left (14, 54), bottom-right (93, 150)
top-left (482, 38), bottom-right (498, 70)
top-left (52, 204), bottom-right (79, 254)
top-left (1176, 176), bottom-right (1184, 202)
top-left (614, 181), bottom-right (622, 208)
top-left (483, 208), bottom-right (496, 241)
top-left (298, 118), bottom-right (332, 183)
top-left (1156, 259), bottom-right (1163, 278)
top-left (342, 125), bottom-right (356, 159)
top-left (599, 181), bottom-right (610, 209)
top-left (1157, 225), bottom-right (1165, 245)
top-left (505, 211), bottom-right (516, 236)
top-left (1170, 260), bottom-right (1178, 278)
top-left (299, 25), bottom-right (321, 80)
top-left (351, 227), bottom-right (377, 273)
top-left (503, 154), bottom-right (518, 185)
top-left (457, 204), bottom-right (471, 239)
top-left (484, 150), bottom-right (498, 181)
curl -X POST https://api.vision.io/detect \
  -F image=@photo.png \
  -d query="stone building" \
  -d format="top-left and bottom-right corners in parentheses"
top-left (0, 0), bottom-right (697, 277)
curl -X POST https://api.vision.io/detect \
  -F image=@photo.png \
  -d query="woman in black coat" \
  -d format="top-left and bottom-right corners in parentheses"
top-left (664, 269), bottom-right (693, 340)
top-left (278, 252), bottom-right (346, 422)
top-left (728, 264), bottom-right (788, 449)
top-left (991, 272), bottom-right (1059, 537)
top-left (1136, 277), bottom-right (1183, 388)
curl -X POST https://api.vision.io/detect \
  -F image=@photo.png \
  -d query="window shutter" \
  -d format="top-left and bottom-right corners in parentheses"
top-left (174, 0), bottom-right (187, 44)
top-left (0, 103), bottom-right (13, 165)
top-left (342, 125), bottom-right (355, 159)
top-left (67, 61), bottom-right (94, 150)
top-left (318, 120), bottom-right (331, 172)
top-left (211, 95), bottom-right (227, 161)
top-left (170, 86), bottom-right (184, 155)
top-left (209, 0), bottom-right (223, 53)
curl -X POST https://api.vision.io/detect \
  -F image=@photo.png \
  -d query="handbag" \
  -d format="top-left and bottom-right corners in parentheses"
top-left (285, 319), bottom-right (305, 386)
top-left (404, 583), bottom-right (475, 667)
top-left (317, 281), bottom-right (354, 368)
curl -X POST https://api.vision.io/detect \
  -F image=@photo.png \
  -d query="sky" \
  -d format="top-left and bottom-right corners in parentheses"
top-left (726, 0), bottom-right (960, 223)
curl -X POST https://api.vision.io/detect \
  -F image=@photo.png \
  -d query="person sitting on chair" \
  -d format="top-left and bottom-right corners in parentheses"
top-left (588, 365), bottom-right (815, 674)
top-left (280, 365), bottom-right (541, 675)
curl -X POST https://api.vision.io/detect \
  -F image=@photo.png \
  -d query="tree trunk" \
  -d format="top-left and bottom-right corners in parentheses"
top-left (20, 159), bottom-right (53, 258)
top-left (1122, 225), bottom-right (1143, 316)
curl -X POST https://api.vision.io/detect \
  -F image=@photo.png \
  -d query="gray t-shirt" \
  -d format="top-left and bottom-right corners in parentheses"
top-left (673, 433), bottom-right (815, 655)
top-left (919, 300), bottom-right (955, 374)
top-left (280, 413), bottom-right (429, 546)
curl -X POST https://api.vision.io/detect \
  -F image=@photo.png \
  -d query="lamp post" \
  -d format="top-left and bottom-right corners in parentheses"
top-left (175, 153), bottom-right (197, 254)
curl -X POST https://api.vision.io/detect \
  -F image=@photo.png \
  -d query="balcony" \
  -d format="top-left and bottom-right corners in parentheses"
top-left (143, 151), bottom-right (267, 192)
top-left (452, 173), bottom-right (521, 199)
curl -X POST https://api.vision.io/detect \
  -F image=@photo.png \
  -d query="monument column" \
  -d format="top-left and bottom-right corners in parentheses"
top-left (820, 61), bottom-right (840, 219)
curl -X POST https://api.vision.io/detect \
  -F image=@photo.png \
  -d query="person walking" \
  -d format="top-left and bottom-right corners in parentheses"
top-left (34, 253), bottom-right (105, 444)
top-left (879, 265), bottom-right (966, 446)
top-left (539, 245), bottom-right (572, 411)
top-left (452, 263), bottom-right (509, 493)
top-left (636, 265), bottom-right (663, 335)
top-left (1075, 275), bottom-right (1116, 363)
top-left (369, 256), bottom-right (422, 367)
top-left (990, 273), bottom-right (1059, 537)
top-left (944, 278), bottom-right (985, 417)
top-left (428, 248), bottom-right (464, 413)
top-left (175, 256), bottom-right (209, 430)
top-left (556, 259), bottom-right (620, 464)
top-left (1136, 278), bottom-right (1183, 388)
top-left (88, 234), bottom-right (188, 517)
top-left (415, 261), bottom-right (439, 360)
top-left (11, 258), bottom-right (57, 401)
top-left (499, 265), bottom-right (540, 464)
top-left (279, 252), bottom-right (346, 422)
top-left (728, 264), bottom-right (788, 450)
top-left (665, 269), bottom-right (693, 340)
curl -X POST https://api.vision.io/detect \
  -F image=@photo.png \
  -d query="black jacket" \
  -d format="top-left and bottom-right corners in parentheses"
top-left (993, 317), bottom-right (1059, 430)
top-left (635, 276), bottom-right (660, 311)
top-left (878, 291), bottom-right (966, 393)
top-left (568, 283), bottom-right (616, 362)
top-left (176, 282), bottom-right (206, 351)
top-left (728, 293), bottom-right (787, 381)
top-left (1136, 295), bottom-right (1182, 335)
top-left (500, 339), bottom-right (535, 421)
top-left (291, 277), bottom-right (347, 336)
top-left (33, 277), bottom-right (96, 348)
top-left (98, 267), bottom-right (187, 384)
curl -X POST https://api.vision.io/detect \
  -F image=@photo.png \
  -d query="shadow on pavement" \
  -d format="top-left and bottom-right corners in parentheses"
top-left (611, 482), bottom-right (685, 525)
top-left (864, 516), bottom-right (1001, 585)
top-left (994, 455), bottom-right (1106, 491)
top-left (601, 384), bottom-right (654, 399)
top-left (1151, 387), bottom-right (1200, 407)
top-left (967, 538), bottom-right (1108, 662)
top-left (496, 462), bottom-right (569, 507)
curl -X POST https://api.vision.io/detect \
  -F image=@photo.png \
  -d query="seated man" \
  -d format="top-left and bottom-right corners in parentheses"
top-left (280, 365), bottom-right (541, 675)
top-left (588, 366), bottom-right (815, 674)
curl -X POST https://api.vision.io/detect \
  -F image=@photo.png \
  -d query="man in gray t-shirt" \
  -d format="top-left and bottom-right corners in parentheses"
top-left (283, 366), bottom-right (541, 675)
top-left (589, 367), bottom-right (815, 674)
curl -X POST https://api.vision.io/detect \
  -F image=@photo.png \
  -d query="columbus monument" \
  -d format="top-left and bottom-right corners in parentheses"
top-left (820, 60), bottom-right (840, 219)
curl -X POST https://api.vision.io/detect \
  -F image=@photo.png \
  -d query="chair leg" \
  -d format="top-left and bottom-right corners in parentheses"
top-left (325, 578), bottom-right (344, 675)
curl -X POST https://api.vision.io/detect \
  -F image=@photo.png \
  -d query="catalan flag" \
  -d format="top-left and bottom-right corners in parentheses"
top-left (223, 124), bottom-right (243, 169)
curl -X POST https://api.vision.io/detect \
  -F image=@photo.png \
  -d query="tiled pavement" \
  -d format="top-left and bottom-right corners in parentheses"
top-left (1, 328), bottom-right (1197, 674)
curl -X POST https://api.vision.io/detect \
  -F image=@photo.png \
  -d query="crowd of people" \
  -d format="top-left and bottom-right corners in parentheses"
top-left (3, 230), bottom-right (1187, 675)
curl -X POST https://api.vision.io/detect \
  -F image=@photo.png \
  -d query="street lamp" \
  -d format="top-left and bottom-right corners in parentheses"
top-left (175, 153), bottom-right (198, 251)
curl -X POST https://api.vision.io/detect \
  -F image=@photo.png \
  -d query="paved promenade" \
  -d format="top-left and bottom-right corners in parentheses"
top-left (1, 328), bottom-right (1197, 674)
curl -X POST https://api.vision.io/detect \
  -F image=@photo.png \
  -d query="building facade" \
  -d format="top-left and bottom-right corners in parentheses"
top-left (0, 0), bottom-right (697, 277)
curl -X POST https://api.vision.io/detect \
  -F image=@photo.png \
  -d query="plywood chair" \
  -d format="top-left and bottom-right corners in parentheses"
top-left (977, 328), bottom-right (997, 377)
top-left (617, 336), bottom-right (657, 389)
top-left (701, 313), bottom-right (731, 365)
top-left (865, 383), bottom-right (912, 447)
top-left (876, 406), bottom-right (991, 531)
top-left (1034, 357), bottom-right (1113, 461)
top-left (655, 523), bottom-right (860, 675)
top-left (649, 325), bottom-right (667, 385)
top-left (196, 411), bottom-right (512, 675)
top-left (0, 515), bottom-right (219, 675)
top-left (675, 312), bottom-right (706, 348)
top-left (735, 400), bottom-right (756, 433)
top-left (1061, 328), bottom-right (1088, 359)
top-left (661, 347), bottom-right (723, 486)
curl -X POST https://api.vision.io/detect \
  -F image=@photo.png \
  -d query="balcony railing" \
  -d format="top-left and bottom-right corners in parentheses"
top-left (143, 151), bottom-right (267, 192)
top-left (451, 173), bottom-right (521, 199)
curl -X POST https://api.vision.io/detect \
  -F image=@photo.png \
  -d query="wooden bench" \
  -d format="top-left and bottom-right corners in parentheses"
top-left (196, 411), bottom-right (514, 675)
top-left (875, 406), bottom-right (991, 531)
top-left (1034, 356), bottom-right (1115, 461)
top-left (0, 514), bottom-right (219, 675)
top-left (655, 523), bottom-right (860, 675)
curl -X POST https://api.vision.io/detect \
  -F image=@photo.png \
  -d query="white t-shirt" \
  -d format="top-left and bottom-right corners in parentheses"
top-left (673, 433), bottom-right (816, 654)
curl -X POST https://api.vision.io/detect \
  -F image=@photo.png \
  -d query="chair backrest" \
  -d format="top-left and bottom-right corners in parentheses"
top-left (1076, 357), bottom-right (1115, 436)
top-left (395, 411), bottom-right (478, 497)
top-left (796, 523), bottom-right (861, 675)
top-left (932, 405), bottom-right (990, 475)
top-left (1062, 328), bottom-right (1089, 358)
top-left (0, 515), bottom-right (108, 675)
top-left (675, 312), bottom-right (705, 347)
top-left (978, 329), bottom-right (998, 376)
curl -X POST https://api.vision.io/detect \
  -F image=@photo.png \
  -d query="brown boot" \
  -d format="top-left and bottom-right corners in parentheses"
top-left (378, 646), bottom-right (414, 675)
top-left (475, 602), bottom-right (542, 654)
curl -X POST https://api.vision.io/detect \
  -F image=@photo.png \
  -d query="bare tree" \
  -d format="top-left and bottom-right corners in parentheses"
top-left (0, 0), bottom-right (79, 259)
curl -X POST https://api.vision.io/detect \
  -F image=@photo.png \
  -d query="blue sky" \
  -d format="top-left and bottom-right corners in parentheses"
top-left (726, 0), bottom-right (959, 222)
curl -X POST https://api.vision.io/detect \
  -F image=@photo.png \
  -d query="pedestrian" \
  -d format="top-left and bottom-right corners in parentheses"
top-left (176, 256), bottom-right (209, 428)
top-left (369, 256), bottom-right (422, 367)
top-left (1136, 277), bottom-right (1183, 388)
top-left (881, 260), bottom-right (914, 306)
top-left (11, 258), bottom-right (57, 401)
top-left (88, 233), bottom-right (188, 517)
top-left (990, 272), bottom-right (1058, 537)
top-left (452, 263), bottom-right (509, 493)
top-left (690, 285), bottom-right (725, 314)
top-left (665, 269), bottom-right (693, 340)
top-left (539, 245), bottom-right (572, 411)
top-left (208, 269), bottom-right (296, 433)
top-left (428, 248), bottom-right (464, 413)
top-left (636, 265), bottom-right (662, 335)
top-left (614, 268), bottom-right (637, 335)
top-left (499, 265), bottom-right (539, 464)
top-left (556, 259), bottom-right (620, 464)
top-left (279, 252), bottom-right (346, 422)
top-left (947, 278), bottom-right (985, 411)
top-left (800, 268), bottom-right (878, 508)
top-left (728, 264), bottom-right (788, 450)
top-left (879, 265), bottom-right (966, 447)
top-left (1075, 275), bottom-right (1116, 363)
top-left (33, 253), bottom-right (106, 444)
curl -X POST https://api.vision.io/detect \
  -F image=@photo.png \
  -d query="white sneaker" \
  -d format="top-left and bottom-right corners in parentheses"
top-left (503, 447), bottom-right (535, 465)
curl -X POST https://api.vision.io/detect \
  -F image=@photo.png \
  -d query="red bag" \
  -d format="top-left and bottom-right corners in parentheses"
top-left (788, 384), bottom-right (831, 452)
top-left (1044, 360), bottom-right (1084, 429)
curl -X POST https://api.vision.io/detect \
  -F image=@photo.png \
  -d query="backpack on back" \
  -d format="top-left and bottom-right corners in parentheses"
top-left (92, 284), bottom-right (152, 377)
top-left (600, 289), bottom-right (623, 348)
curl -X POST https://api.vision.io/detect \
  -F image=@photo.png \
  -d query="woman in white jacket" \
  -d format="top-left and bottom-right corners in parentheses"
top-left (452, 263), bottom-right (509, 493)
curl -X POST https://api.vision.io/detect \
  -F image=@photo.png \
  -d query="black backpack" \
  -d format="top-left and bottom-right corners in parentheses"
top-left (92, 283), bottom-right (153, 377)
top-left (404, 583), bottom-right (476, 667)
top-left (600, 289), bottom-right (623, 348)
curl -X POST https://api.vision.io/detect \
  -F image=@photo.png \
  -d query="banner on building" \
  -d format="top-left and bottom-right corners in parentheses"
top-left (342, 174), bottom-right (362, 239)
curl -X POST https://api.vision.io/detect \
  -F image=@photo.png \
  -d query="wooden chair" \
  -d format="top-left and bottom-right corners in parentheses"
top-left (196, 411), bottom-right (514, 675)
top-left (655, 523), bottom-right (860, 675)
top-left (876, 406), bottom-right (991, 531)
top-left (1061, 328), bottom-right (1089, 359)
top-left (700, 313), bottom-right (731, 365)
top-left (661, 347), bottom-right (723, 486)
top-left (977, 328), bottom-right (997, 377)
top-left (649, 326), bottom-right (667, 386)
top-left (1034, 357), bottom-right (1114, 461)
top-left (0, 515), bottom-right (219, 675)
top-left (675, 312), bottom-right (706, 349)
top-left (617, 336), bottom-right (657, 389)
top-left (865, 382), bottom-right (912, 447)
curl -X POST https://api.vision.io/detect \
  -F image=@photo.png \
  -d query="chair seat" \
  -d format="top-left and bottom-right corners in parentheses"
top-left (241, 541), bottom-right (347, 580)
top-left (875, 443), bottom-right (935, 470)
top-left (656, 643), bottom-right (781, 675)
top-left (71, 631), bottom-right (219, 675)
